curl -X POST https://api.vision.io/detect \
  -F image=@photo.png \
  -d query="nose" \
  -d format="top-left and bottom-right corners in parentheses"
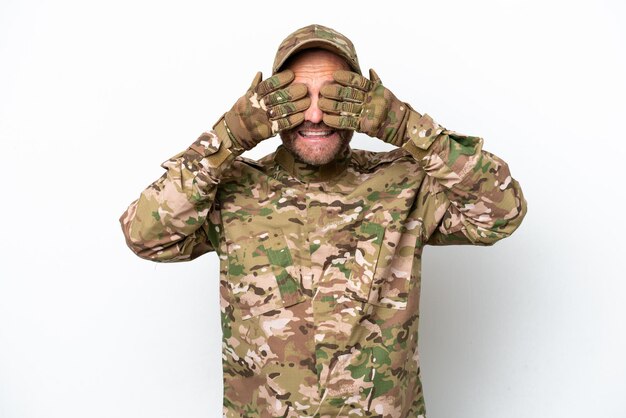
top-left (304, 89), bottom-right (323, 124)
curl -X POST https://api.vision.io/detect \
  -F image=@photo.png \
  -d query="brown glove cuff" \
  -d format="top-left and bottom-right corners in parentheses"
top-left (212, 114), bottom-right (246, 156)
top-left (400, 110), bottom-right (447, 162)
top-left (378, 100), bottom-right (412, 146)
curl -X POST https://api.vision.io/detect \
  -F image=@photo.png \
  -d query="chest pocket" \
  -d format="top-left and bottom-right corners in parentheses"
top-left (346, 219), bottom-right (419, 310)
top-left (226, 229), bottom-right (305, 320)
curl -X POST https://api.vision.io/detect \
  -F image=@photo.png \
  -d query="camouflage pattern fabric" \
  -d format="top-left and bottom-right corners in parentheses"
top-left (223, 69), bottom-right (310, 151)
top-left (320, 69), bottom-right (411, 146)
top-left (273, 24), bottom-right (362, 75)
top-left (119, 108), bottom-right (527, 417)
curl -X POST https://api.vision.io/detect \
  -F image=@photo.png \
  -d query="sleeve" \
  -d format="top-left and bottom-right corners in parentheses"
top-left (119, 117), bottom-right (243, 261)
top-left (400, 108), bottom-right (528, 246)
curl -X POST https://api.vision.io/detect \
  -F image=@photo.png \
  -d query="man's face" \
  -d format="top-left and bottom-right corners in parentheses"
top-left (279, 49), bottom-right (354, 166)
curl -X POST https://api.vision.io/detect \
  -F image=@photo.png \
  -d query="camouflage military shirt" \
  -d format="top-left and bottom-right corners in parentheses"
top-left (119, 111), bottom-right (527, 417)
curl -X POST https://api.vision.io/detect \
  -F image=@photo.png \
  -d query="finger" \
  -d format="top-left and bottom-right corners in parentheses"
top-left (267, 97), bottom-right (310, 120)
top-left (263, 83), bottom-right (307, 106)
top-left (323, 114), bottom-right (358, 130)
top-left (256, 69), bottom-right (294, 96)
top-left (320, 84), bottom-right (366, 103)
top-left (333, 70), bottom-right (373, 91)
top-left (273, 112), bottom-right (305, 133)
top-left (318, 97), bottom-right (362, 116)
top-left (369, 68), bottom-right (382, 83)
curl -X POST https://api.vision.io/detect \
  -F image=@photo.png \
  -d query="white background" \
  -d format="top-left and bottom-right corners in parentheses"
top-left (1, 0), bottom-right (625, 417)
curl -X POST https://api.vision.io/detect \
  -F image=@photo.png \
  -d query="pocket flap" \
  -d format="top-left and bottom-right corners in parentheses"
top-left (227, 230), bottom-right (305, 319)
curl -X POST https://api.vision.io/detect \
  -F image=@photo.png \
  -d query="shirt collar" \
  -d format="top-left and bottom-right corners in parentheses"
top-left (273, 145), bottom-right (352, 183)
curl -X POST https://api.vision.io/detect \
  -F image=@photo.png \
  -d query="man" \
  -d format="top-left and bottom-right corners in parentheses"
top-left (119, 24), bottom-right (527, 418)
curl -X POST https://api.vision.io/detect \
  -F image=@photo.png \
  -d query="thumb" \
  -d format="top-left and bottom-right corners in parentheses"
top-left (250, 71), bottom-right (263, 89)
top-left (369, 68), bottom-right (382, 83)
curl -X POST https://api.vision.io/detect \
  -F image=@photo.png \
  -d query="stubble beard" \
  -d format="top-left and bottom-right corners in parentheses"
top-left (279, 121), bottom-right (353, 166)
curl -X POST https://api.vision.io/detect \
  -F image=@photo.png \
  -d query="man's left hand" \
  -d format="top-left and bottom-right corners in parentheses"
top-left (319, 69), bottom-right (410, 146)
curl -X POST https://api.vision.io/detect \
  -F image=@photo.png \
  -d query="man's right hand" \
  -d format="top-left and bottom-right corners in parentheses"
top-left (222, 70), bottom-right (310, 151)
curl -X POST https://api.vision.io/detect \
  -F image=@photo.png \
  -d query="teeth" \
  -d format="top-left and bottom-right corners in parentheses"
top-left (300, 131), bottom-right (333, 136)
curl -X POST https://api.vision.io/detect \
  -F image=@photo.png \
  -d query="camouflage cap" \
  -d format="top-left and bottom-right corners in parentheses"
top-left (272, 24), bottom-right (362, 75)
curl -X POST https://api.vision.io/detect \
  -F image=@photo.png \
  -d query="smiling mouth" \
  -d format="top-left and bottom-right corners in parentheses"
top-left (298, 129), bottom-right (336, 138)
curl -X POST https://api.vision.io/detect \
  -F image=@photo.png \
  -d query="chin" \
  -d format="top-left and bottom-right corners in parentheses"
top-left (281, 130), bottom-right (352, 166)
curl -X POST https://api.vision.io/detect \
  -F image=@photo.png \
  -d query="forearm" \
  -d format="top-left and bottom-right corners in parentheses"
top-left (400, 108), bottom-right (527, 245)
top-left (119, 122), bottom-right (240, 261)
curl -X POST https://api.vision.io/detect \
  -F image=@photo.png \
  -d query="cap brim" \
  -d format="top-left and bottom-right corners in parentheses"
top-left (273, 39), bottom-right (359, 74)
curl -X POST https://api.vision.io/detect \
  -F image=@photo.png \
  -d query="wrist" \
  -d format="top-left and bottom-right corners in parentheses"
top-left (379, 100), bottom-right (412, 146)
top-left (400, 111), bottom-right (446, 162)
top-left (212, 114), bottom-right (246, 156)
top-left (180, 115), bottom-right (244, 172)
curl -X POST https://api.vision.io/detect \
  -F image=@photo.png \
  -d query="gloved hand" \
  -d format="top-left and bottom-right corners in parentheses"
top-left (221, 69), bottom-right (310, 151)
top-left (319, 69), bottom-right (410, 146)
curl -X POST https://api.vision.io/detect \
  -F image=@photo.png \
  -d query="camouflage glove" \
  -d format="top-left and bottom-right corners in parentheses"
top-left (319, 69), bottom-right (411, 146)
top-left (220, 69), bottom-right (310, 151)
